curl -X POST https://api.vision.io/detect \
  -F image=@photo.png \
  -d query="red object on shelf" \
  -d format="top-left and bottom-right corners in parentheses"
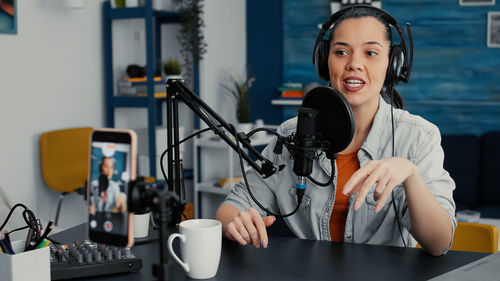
top-left (0, 2), bottom-right (14, 17)
top-left (281, 90), bottom-right (304, 98)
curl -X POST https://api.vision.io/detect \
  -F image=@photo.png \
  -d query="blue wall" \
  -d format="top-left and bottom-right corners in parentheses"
top-left (279, 0), bottom-right (500, 135)
top-left (246, 0), bottom-right (283, 124)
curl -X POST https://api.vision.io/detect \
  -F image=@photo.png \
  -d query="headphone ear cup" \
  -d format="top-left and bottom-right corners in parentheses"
top-left (314, 40), bottom-right (331, 81)
top-left (385, 45), bottom-right (404, 89)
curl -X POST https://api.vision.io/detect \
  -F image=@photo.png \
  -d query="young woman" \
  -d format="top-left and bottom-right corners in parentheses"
top-left (216, 6), bottom-right (455, 256)
top-left (89, 157), bottom-right (127, 214)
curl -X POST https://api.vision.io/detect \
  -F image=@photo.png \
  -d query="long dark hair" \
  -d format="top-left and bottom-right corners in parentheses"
top-left (328, 6), bottom-right (404, 109)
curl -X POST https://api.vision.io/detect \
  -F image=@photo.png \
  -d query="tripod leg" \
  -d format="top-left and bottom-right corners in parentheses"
top-left (54, 192), bottom-right (67, 226)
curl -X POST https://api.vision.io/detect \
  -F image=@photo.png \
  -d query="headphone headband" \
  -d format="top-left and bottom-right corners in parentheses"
top-left (312, 5), bottom-right (413, 85)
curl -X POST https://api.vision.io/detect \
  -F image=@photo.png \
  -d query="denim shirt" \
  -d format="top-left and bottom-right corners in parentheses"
top-left (221, 97), bottom-right (456, 251)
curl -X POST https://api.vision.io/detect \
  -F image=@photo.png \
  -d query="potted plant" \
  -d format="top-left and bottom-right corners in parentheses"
top-left (223, 72), bottom-right (256, 133)
top-left (173, 0), bottom-right (207, 83)
top-left (163, 58), bottom-right (182, 79)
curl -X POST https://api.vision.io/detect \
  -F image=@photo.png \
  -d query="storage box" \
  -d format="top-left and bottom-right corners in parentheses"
top-left (0, 240), bottom-right (50, 281)
top-left (457, 209), bottom-right (481, 223)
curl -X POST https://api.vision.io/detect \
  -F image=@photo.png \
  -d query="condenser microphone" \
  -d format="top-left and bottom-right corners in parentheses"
top-left (293, 108), bottom-right (319, 192)
top-left (98, 174), bottom-right (109, 194)
top-left (293, 108), bottom-right (318, 177)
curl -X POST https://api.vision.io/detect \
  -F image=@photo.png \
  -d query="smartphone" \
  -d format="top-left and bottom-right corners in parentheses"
top-left (87, 128), bottom-right (137, 247)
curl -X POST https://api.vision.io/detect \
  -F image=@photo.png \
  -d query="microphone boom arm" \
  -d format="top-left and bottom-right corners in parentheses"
top-left (165, 78), bottom-right (279, 195)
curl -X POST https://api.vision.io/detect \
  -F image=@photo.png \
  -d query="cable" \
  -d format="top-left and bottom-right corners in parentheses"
top-left (7, 225), bottom-right (30, 234)
top-left (158, 125), bottom-right (276, 184)
top-left (308, 158), bottom-right (336, 187)
top-left (389, 87), bottom-right (407, 248)
top-left (159, 127), bottom-right (213, 183)
top-left (157, 121), bottom-right (313, 218)
top-left (230, 124), bottom-right (301, 218)
top-left (158, 126), bottom-right (214, 219)
top-left (0, 203), bottom-right (41, 246)
top-left (246, 127), bottom-right (282, 139)
top-left (0, 203), bottom-right (29, 232)
top-left (54, 192), bottom-right (68, 226)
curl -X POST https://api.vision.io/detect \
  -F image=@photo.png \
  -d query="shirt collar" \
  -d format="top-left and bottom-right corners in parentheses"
top-left (360, 96), bottom-right (392, 159)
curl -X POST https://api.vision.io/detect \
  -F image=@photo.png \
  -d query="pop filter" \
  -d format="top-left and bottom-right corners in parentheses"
top-left (301, 86), bottom-right (355, 158)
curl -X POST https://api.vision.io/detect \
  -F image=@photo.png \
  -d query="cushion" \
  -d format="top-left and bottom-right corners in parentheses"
top-left (478, 132), bottom-right (500, 207)
top-left (475, 206), bottom-right (500, 219)
top-left (441, 134), bottom-right (480, 209)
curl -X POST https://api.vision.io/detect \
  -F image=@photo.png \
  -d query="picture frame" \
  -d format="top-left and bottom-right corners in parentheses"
top-left (0, 0), bottom-right (16, 34)
top-left (330, 0), bottom-right (382, 15)
top-left (459, 0), bottom-right (495, 6)
top-left (487, 12), bottom-right (500, 48)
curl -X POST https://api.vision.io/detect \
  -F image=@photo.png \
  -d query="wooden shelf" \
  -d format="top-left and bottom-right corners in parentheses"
top-left (271, 98), bottom-right (302, 106)
top-left (103, 0), bottom-right (198, 178)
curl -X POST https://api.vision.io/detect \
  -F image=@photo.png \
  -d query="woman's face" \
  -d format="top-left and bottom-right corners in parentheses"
top-left (328, 17), bottom-right (390, 111)
top-left (101, 158), bottom-right (114, 179)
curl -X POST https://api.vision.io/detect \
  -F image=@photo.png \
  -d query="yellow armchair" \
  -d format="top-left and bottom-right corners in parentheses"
top-left (416, 221), bottom-right (498, 253)
top-left (40, 127), bottom-right (93, 225)
top-left (450, 222), bottom-right (498, 253)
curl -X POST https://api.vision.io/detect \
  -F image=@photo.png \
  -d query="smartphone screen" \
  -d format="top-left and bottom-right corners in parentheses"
top-left (88, 129), bottom-right (136, 247)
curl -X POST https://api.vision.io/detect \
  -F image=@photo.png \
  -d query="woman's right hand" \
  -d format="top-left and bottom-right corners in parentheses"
top-left (223, 207), bottom-right (275, 248)
top-left (89, 205), bottom-right (96, 215)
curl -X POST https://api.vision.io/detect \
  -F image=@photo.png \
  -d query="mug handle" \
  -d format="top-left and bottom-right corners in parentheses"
top-left (167, 233), bottom-right (190, 273)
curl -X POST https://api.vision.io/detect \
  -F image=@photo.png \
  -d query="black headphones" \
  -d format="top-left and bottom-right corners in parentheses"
top-left (312, 5), bottom-right (413, 91)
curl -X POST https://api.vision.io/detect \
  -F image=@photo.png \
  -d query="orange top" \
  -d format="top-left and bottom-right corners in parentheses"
top-left (329, 150), bottom-right (360, 242)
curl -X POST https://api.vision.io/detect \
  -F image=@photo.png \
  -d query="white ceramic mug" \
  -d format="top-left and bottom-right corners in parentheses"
top-left (133, 212), bottom-right (151, 238)
top-left (167, 219), bottom-right (222, 279)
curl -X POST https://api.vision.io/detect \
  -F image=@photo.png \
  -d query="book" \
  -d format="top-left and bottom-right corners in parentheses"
top-left (117, 77), bottom-right (167, 97)
top-left (127, 76), bottom-right (163, 83)
top-left (281, 90), bottom-right (304, 98)
top-left (278, 84), bottom-right (304, 98)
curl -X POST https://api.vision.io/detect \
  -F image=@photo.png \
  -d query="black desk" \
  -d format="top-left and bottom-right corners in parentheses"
top-left (51, 224), bottom-right (488, 281)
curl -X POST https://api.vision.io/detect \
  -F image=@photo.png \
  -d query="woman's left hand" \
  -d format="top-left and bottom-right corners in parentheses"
top-left (115, 193), bottom-right (127, 213)
top-left (342, 157), bottom-right (417, 213)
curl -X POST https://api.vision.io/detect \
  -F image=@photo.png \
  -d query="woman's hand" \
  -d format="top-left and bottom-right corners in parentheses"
top-left (223, 208), bottom-right (275, 248)
top-left (115, 193), bottom-right (127, 213)
top-left (342, 157), bottom-right (418, 213)
top-left (89, 204), bottom-right (96, 215)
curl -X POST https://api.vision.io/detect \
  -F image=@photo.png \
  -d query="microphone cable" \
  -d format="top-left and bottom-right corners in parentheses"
top-left (159, 126), bottom-right (215, 186)
top-left (389, 87), bottom-right (407, 248)
top-left (159, 125), bottom-right (228, 221)
top-left (158, 123), bottom-right (297, 218)
top-left (230, 124), bottom-right (302, 218)
top-left (307, 158), bottom-right (336, 187)
top-left (0, 203), bottom-right (42, 250)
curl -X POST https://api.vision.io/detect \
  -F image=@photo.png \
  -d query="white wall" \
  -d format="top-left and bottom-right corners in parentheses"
top-left (198, 0), bottom-right (247, 218)
top-left (0, 0), bottom-right (246, 228)
top-left (0, 1), bottom-right (106, 230)
top-left (200, 0), bottom-right (246, 123)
